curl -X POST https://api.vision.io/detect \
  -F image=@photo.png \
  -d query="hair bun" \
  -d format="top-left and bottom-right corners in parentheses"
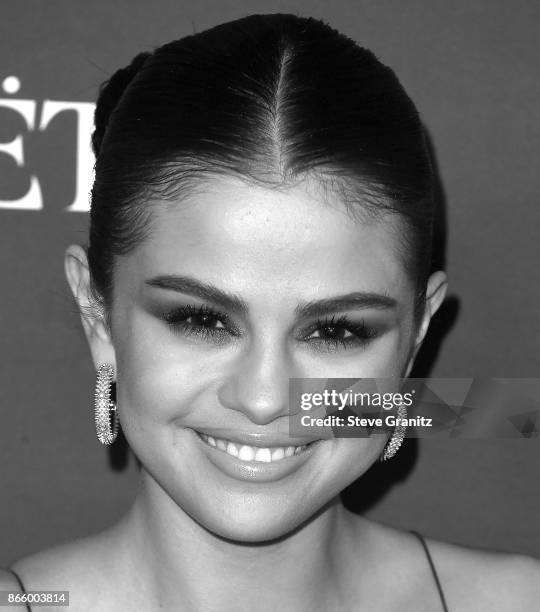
top-left (92, 51), bottom-right (151, 157)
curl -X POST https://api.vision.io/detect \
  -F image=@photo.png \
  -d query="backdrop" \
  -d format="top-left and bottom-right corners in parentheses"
top-left (1, 0), bottom-right (539, 567)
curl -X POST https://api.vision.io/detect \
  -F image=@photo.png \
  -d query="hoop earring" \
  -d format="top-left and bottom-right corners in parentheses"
top-left (380, 404), bottom-right (407, 461)
top-left (94, 363), bottom-right (120, 445)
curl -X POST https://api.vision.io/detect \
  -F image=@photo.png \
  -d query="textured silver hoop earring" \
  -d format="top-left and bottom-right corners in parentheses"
top-left (94, 363), bottom-right (120, 445)
top-left (380, 404), bottom-right (407, 461)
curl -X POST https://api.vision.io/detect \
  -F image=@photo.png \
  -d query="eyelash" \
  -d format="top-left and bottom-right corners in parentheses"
top-left (162, 306), bottom-right (379, 351)
top-left (163, 304), bottom-right (237, 344)
top-left (300, 314), bottom-right (379, 352)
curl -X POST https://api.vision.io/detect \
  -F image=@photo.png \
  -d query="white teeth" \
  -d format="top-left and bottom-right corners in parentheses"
top-left (254, 447), bottom-right (272, 463)
top-left (226, 441), bottom-right (239, 457)
top-left (238, 445), bottom-right (255, 461)
top-left (271, 447), bottom-right (285, 461)
top-left (198, 433), bottom-right (310, 463)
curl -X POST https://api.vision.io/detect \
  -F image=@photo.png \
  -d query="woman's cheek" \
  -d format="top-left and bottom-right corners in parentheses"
top-left (116, 330), bottom-right (238, 435)
top-left (118, 360), bottom-right (206, 423)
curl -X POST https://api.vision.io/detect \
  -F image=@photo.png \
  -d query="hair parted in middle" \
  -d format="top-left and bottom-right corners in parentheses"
top-left (89, 13), bottom-right (435, 323)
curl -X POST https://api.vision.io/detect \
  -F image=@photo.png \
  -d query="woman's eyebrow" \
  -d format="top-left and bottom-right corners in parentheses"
top-left (145, 275), bottom-right (248, 316)
top-left (145, 275), bottom-right (396, 318)
top-left (295, 293), bottom-right (397, 318)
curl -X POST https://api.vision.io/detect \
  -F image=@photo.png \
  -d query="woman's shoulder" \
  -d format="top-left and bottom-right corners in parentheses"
top-left (364, 519), bottom-right (540, 611)
top-left (0, 568), bottom-right (33, 612)
top-left (10, 533), bottom-right (105, 577)
top-left (6, 531), bottom-right (118, 610)
top-left (0, 567), bottom-right (22, 588)
top-left (424, 534), bottom-right (540, 610)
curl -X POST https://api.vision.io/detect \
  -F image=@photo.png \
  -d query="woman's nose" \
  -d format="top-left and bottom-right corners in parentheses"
top-left (217, 338), bottom-right (295, 425)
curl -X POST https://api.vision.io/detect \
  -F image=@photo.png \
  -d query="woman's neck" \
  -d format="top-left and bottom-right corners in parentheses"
top-left (112, 468), bottom-right (367, 610)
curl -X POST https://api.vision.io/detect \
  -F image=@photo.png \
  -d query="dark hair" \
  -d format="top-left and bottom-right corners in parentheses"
top-left (89, 13), bottom-right (435, 324)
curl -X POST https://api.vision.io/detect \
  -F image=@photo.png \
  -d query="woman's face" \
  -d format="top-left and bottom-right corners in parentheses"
top-left (93, 176), bottom-right (427, 541)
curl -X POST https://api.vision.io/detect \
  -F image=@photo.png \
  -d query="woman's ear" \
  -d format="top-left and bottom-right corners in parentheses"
top-left (404, 270), bottom-right (448, 377)
top-left (64, 244), bottom-right (116, 371)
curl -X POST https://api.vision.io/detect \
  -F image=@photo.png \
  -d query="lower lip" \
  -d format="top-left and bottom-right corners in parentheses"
top-left (189, 429), bottom-right (322, 483)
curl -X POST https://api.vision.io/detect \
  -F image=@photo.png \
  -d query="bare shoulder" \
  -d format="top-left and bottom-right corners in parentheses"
top-left (0, 567), bottom-right (21, 588)
top-left (357, 518), bottom-right (540, 611)
top-left (0, 569), bottom-right (31, 611)
top-left (421, 534), bottom-right (540, 611)
top-left (12, 534), bottom-right (106, 582)
top-left (9, 530), bottom-right (118, 611)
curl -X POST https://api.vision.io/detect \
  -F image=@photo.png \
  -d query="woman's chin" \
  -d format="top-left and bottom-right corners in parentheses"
top-left (182, 490), bottom-right (342, 544)
top-left (194, 509), bottom-right (313, 544)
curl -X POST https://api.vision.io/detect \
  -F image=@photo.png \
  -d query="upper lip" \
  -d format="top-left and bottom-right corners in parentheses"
top-left (193, 428), bottom-right (322, 448)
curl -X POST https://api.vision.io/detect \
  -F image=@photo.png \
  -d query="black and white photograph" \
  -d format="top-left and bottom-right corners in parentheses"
top-left (1, 2), bottom-right (539, 610)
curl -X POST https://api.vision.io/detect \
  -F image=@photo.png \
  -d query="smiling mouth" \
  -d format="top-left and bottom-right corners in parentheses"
top-left (196, 432), bottom-right (314, 463)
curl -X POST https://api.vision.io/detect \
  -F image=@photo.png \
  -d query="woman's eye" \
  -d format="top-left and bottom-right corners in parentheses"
top-left (303, 316), bottom-right (378, 351)
top-left (309, 325), bottom-right (354, 341)
top-left (185, 312), bottom-right (225, 329)
top-left (163, 305), bottom-right (237, 343)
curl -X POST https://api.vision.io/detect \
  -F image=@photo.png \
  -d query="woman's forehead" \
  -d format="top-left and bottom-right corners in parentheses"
top-left (116, 176), bottom-right (411, 302)
top-left (147, 175), bottom-right (396, 246)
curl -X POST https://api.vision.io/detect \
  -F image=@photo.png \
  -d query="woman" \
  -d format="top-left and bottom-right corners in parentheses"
top-left (3, 13), bottom-right (539, 611)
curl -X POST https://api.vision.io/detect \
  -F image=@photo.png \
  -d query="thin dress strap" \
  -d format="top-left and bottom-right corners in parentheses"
top-left (410, 530), bottom-right (449, 612)
top-left (6, 568), bottom-right (32, 612)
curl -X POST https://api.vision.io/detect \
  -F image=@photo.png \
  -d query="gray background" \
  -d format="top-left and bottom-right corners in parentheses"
top-left (1, 0), bottom-right (539, 567)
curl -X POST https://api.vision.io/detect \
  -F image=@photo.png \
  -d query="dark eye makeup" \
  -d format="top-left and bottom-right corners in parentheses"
top-left (299, 314), bottom-right (380, 352)
top-left (160, 303), bottom-right (383, 352)
top-left (163, 304), bottom-right (239, 344)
